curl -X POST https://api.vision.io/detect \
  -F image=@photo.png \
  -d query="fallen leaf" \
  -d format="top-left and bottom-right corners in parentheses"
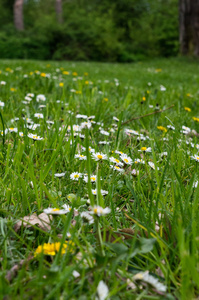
top-left (14, 213), bottom-right (52, 232)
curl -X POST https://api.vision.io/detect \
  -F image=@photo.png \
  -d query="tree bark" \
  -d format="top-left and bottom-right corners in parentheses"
top-left (55, 0), bottom-right (63, 24)
top-left (179, 0), bottom-right (199, 56)
top-left (191, 0), bottom-right (199, 56)
top-left (179, 0), bottom-right (191, 55)
top-left (14, 0), bottom-right (24, 31)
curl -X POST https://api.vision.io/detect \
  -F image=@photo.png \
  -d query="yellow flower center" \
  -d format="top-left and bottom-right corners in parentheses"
top-left (124, 158), bottom-right (128, 163)
top-left (52, 208), bottom-right (60, 212)
top-left (74, 174), bottom-right (79, 178)
top-left (97, 155), bottom-right (103, 159)
top-left (115, 159), bottom-right (120, 163)
top-left (141, 147), bottom-right (147, 151)
top-left (93, 208), bottom-right (98, 214)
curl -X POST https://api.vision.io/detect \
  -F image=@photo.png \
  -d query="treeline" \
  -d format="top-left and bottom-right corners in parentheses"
top-left (0, 0), bottom-right (179, 61)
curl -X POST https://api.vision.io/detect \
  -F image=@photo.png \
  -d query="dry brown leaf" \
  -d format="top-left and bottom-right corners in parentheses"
top-left (14, 213), bottom-right (52, 232)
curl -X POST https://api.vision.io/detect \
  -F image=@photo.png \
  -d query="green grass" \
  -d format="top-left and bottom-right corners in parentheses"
top-left (0, 58), bottom-right (199, 299)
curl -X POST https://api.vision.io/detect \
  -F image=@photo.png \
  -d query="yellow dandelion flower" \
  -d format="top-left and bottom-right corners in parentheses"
top-left (59, 82), bottom-right (64, 87)
top-left (10, 88), bottom-right (16, 92)
top-left (34, 241), bottom-right (74, 257)
top-left (72, 72), bottom-right (78, 76)
top-left (103, 98), bottom-right (108, 102)
top-left (63, 71), bottom-right (69, 75)
top-left (40, 73), bottom-right (46, 77)
top-left (142, 96), bottom-right (146, 101)
top-left (184, 107), bottom-right (191, 112)
top-left (193, 117), bottom-right (199, 122)
top-left (157, 126), bottom-right (167, 133)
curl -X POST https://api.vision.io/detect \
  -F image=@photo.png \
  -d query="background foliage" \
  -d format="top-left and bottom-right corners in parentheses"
top-left (0, 0), bottom-right (179, 61)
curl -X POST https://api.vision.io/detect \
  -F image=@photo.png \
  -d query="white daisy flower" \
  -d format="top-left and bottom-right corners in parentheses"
top-left (70, 172), bottom-right (82, 181)
top-left (36, 94), bottom-right (46, 102)
top-left (26, 93), bottom-right (34, 97)
top-left (19, 132), bottom-right (24, 137)
top-left (39, 105), bottom-right (46, 109)
top-left (91, 152), bottom-right (108, 161)
top-left (190, 154), bottom-right (199, 162)
top-left (28, 133), bottom-right (43, 140)
top-left (80, 121), bottom-right (92, 129)
top-left (25, 96), bottom-right (32, 102)
top-left (88, 115), bottom-right (95, 120)
top-left (160, 85), bottom-right (166, 91)
top-left (110, 165), bottom-right (124, 172)
top-left (62, 204), bottom-right (72, 212)
top-left (193, 181), bottom-right (198, 188)
top-left (91, 189), bottom-right (108, 196)
top-left (138, 147), bottom-right (152, 153)
top-left (76, 114), bottom-right (88, 119)
top-left (80, 212), bottom-right (94, 224)
top-left (113, 116), bottom-right (119, 122)
top-left (9, 127), bottom-right (18, 133)
top-left (98, 141), bottom-right (111, 145)
top-left (115, 150), bottom-right (124, 155)
top-left (0, 101), bottom-right (5, 107)
top-left (131, 169), bottom-right (139, 176)
top-left (54, 172), bottom-right (66, 177)
top-left (83, 175), bottom-right (97, 183)
top-left (148, 161), bottom-right (159, 170)
top-left (34, 113), bottom-right (44, 119)
top-left (109, 157), bottom-right (124, 167)
top-left (75, 154), bottom-right (87, 160)
top-left (134, 158), bottom-right (145, 164)
top-left (167, 125), bottom-right (175, 130)
top-left (46, 120), bottom-right (54, 125)
top-left (125, 129), bottom-right (139, 136)
top-left (100, 129), bottom-right (110, 136)
top-left (160, 152), bottom-right (168, 157)
top-left (133, 271), bottom-right (167, 292)
top-left (0, 81), bottom-right (6, 85)
top-left (72, 270), bottom-right (80, 278)
top-left (120, 154), bottom-right (133, 165)
top-left (43, 207), bottom-right (70, 215)
top-left (90, 205), bottom-right (111, 217)
top-left (96, 280), bottom-right (109, 300)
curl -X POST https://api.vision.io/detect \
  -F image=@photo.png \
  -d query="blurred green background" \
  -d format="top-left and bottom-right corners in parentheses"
top-left (0, 0), bottom-right (179, 61)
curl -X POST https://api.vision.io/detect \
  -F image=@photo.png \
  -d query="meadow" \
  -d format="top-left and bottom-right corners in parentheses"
top-left (0, 58), bottom-right (199, 299)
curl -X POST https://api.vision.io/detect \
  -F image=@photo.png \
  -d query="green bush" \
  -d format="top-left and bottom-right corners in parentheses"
top-left (0, 0), bottom-right (179, 61)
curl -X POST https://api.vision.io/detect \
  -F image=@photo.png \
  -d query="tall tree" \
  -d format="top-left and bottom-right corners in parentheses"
top-left (55, 0), bottom-right (63, 24)
top-left (14, 0), bottom-right (24, 30)
top-left (179, 0), bottom-right (199, 56)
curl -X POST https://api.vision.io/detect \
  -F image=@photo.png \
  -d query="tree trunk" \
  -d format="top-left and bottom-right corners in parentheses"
top-left (55, 0), bottom-right (63, 24)
top-left (191, 0), bottom-right (199, 56)
top-left (14, 0), bottom-right (24, 31)
top-left (179, 0), bottom-right (199, 56)
top-left (179, 0), bottom-right (191, 55)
